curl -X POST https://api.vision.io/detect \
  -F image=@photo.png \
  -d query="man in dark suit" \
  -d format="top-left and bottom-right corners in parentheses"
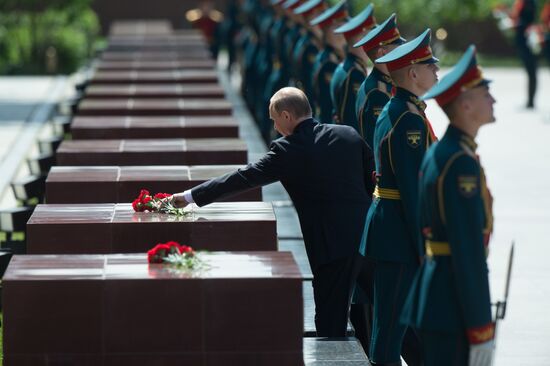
top-left (170, 87), bottom-right (375, 337)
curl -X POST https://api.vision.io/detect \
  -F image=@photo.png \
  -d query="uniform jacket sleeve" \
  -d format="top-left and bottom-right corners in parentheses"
top-left (391, 112), bottom-right (428, 256)
top-left (441, 153), bottom-right (494, 344)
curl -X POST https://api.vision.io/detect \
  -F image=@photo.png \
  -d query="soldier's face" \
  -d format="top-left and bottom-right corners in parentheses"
top-left (412, 63), bottom-right (439, 93)
top-left (468, 85), bottom-right (496, 124)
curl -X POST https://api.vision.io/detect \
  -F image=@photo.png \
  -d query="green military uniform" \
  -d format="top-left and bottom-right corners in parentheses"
top-left (309, 1), bottom-right (348, 123)
top-left (330, 4), bottom-right (376, 127)
top-left (353, 13), bottom-right (406, 149)
top-left (292, 31), bottom-right (320, 111)
top-left (402, 46), bottom-right (495, 366)
top-left (355, 68), bottom-right (392, 148)
top-left (330, 53), bottom-right (366, 126)
top-left (312, 47), bottom-right (340, 123)
top-left (292, 0), bottom-right (327, 116)
top-left (360, 29), bottom-right (439, 364)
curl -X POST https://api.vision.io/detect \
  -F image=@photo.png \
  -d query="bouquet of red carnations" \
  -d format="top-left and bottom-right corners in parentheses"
top-left (131, 189), bottom-right (188, 216)
top-left (147, 241), bottom-right (203, 269)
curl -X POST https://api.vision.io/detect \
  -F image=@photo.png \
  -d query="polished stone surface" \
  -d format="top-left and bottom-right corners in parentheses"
top-left (56, 138), bottom-right (248, 165)
top-left (46, 165), bottom-right (261, 203)
top-left (96, 60), bottom-right (216, 71)
top-left (26, 202), bottom-right (277, 254)
top-left (84, 83), bottom-right (225, 98)
top-left (304, 338), bottom-right (370, 365)
top-left (76, 98), bottom-right (231, 116)
top-left (2, 252), bottom-right (303, 364)
top-left (109, 20), bottom-right (176, 36)
top-left (100, 50), bottom-right (212, 61)
top-left (71, 116), bottom-right (238, 139)
top-left (89, 70), bottom-right (218, 84)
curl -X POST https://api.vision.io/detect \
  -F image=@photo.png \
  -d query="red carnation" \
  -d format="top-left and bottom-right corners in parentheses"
top-left (154, 193), bottom-right (172, 200)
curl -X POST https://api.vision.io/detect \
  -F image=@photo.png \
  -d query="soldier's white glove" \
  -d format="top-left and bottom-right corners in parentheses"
top-left (469, 339), bottom-right (495, 366)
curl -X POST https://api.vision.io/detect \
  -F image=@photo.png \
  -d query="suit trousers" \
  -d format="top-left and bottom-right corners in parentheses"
top-left (312, 254), bottom-right (366, 337)
top-left (370, 260), bottom-right (418, 364)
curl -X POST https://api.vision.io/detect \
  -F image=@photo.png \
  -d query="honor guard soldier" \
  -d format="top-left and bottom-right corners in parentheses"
top-left (361, 29), bottom-right (439, 366)
top-left (353, 14), bottom-right (405, 149)
top-left (330, 4), bottom-right (377, 127)
top-left (310, 0), bottom-right (348, 123)
top-left (293, 0), bottom-right (328, 114)
top-left (402, 45), bottom-right (496, 366)
top-left (282, 0), bottom-right (307, 86)
top-left (239, 0), bottom-right (263, 112)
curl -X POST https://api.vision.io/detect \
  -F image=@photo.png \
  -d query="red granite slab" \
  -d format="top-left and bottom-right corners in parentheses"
top-left (84, 84), bottom-right (224, 98)
top-left (100, 51), bottom-right (212, 61)
top-left (71, 116), bottom-right (238, 139)
top-left (46, 165), bottom-right (261, 203)
top-left (2, 252), bottom-right (303, 364)
top-left (96, 60), bottom-right (216, 71)
top-left (88, 70), bottom-right (218, 85)
top-left (56, 138), bottom-right (247, 166)
top-left (26, 202), bottom-right (277, 254)
top-left (109, 20), bottom-right (175, 36)
top-left (75, 98), bottom-right (231, 116)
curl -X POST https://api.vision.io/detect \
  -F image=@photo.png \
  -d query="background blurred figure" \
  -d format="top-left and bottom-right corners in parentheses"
top-left (511, 0), bottom-right (538, 108)
top-left (542, 0), bottom-right (550, 66)
top-left (185, 0), bottom-right (223, 58)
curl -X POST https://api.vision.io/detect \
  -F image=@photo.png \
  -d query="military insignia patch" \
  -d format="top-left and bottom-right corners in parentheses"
top-left (353, 83), bottom-right (361, 93)
top-left (406, 130), bottom-right (422, 148)
top-left (458, 176), bottom-right (478, 197)
top-left (373, 108), bottom-right (382, 116)
top-left (324, 72), bottom-right (333, 83)
top-left (308, 54), bottom-right (317, 63)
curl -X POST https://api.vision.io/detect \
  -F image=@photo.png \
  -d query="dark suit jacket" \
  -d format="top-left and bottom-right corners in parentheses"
top-left (192, 118), bottom-right (375, 271)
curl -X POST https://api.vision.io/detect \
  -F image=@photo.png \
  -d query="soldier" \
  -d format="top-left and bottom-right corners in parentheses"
top-left (402, 45), bottom-right (496, 366)
top-left (361, 29), bottom-right (439, 366)
top-left (353, 14), bottom-right (405, 149)
top-left (309, 0), bottom-right (349, 123)
top-left (511, 0), bottom-right (538, 108)
top-left (330, 4), bottom-right (377, 127)
top-left (281, 0), bottom-right (307, 87)
top-left (293, 0), bottom-right (328, 114)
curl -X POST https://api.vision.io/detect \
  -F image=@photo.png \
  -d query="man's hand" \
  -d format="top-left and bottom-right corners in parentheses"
top-left (469, 340), bottom-right (495, 366)
top-left (169, 193), bottom-right (190, 208)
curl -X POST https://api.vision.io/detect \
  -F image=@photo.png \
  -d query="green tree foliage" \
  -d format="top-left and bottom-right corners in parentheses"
top-left (0, 0), bottom-right (99, 74)
top-left (333, 0), bottom-right (508, 30)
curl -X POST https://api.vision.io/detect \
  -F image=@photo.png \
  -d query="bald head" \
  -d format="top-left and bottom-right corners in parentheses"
top-left (269, 87), bottom-right (312, 120)
top-left (269, 87), bottom-right (312, 136)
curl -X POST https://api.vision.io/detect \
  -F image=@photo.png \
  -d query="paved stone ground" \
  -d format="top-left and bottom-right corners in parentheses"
top-left (0, 76), bottom-right (69, 207)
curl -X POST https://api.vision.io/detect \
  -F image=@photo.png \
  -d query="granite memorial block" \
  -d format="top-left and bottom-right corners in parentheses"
top-left (2, 252), bottom-right (303, 365)
top-left (84, 84), bottom-right (225, 99)
top-left (56, 138), bottom-right (247, 166)
top-left (46, 166), bottom-right (261, 203)
top-left (26, 202), bottom-right (277, 254)
top-left (76, 98), bottom-right (231, 116)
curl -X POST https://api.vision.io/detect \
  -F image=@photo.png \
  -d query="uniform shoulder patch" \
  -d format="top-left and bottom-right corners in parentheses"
top-left (458, 175), bottom-right (478, 197)
top-left (406, 130), bottom-right (422, 148)
top-left (353, 82), bottom-right (361, 93)
top-left (324, 72), bottom-right (333, 83)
